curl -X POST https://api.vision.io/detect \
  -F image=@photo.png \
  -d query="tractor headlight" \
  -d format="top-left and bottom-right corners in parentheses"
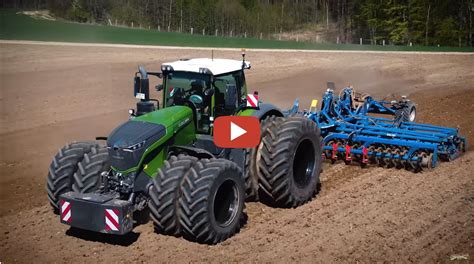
top-left (123, 140), bottom-right (146, 152)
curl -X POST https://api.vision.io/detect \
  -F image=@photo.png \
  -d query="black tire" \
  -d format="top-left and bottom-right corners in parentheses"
top-left (149, 154), bottom-right (198, 236)
top-left (257, 117), bottom-right (321, 208)
top-left (46, 141), bottom-right (98, 213)
top-left (179, 159), bottom-right (246, 244)
top-left (396, 101), bottom-right (416, 122)
top-left (244, 115), bottom-right (285, 201)
top-left (72, 145), bottom-right (110, 193)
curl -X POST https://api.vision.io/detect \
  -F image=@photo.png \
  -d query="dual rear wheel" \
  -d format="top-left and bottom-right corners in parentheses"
top-left (257, 116), bottom-right (322, 207)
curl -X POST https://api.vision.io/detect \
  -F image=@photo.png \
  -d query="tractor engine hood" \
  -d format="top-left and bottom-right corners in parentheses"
top-left (107, 106), bottom-right (193, 171)
top-left (107, 121), bottom-right (166, 171)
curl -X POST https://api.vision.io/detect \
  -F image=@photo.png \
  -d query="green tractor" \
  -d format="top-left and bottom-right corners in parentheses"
top-left (46, 54), bottom-right (322, 244)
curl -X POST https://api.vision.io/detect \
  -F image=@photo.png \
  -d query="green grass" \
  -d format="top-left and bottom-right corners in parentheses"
top-left (1, 9), bottom-right (473, 52)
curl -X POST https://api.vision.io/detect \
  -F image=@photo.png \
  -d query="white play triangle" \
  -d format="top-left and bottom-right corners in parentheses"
top-left (230, 122), bottom-right (247, 141)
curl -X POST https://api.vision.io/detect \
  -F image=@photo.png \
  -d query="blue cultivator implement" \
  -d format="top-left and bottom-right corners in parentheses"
top-left (294, 86), bottom-right (467, 171)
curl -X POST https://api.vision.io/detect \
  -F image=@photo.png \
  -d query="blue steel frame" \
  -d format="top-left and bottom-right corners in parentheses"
top-left (298, 88), bottom-right (467, 170)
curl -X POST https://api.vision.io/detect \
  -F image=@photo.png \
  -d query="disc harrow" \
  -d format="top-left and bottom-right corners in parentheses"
top-left (294, 87), bottom-right (467, 172)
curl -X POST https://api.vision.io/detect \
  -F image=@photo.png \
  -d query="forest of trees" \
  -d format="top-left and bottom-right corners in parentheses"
top-left (3, 0), bottom-right (473, 47)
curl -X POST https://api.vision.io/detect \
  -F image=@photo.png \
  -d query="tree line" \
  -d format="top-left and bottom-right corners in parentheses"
top-left (3, 0), bottom-right (473, 47)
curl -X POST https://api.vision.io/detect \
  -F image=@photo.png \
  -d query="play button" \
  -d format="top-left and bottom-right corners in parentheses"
top-left (230, 122), bottom-right (247, 141)
top-left (214, 116), bottom-right (260, 148)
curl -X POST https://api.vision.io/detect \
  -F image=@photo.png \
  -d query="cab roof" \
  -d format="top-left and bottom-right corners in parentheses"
top-left (161, 58), bottom-right (251, 76)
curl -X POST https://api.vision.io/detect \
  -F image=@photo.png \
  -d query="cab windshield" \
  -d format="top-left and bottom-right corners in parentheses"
top-left (164, 71), bottom-right (212, 133)
top-left (164, 72), bottom-right (211, 106)
top-left (162, 70), bottom-right (247, 134)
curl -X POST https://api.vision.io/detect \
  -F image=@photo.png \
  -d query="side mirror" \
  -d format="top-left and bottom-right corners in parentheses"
top-left (156, 84), bottom-right (163, 92)
top-left (134, 76), bottom-right (140, 97)
top-left (225, 84), bottom-right (238, 110)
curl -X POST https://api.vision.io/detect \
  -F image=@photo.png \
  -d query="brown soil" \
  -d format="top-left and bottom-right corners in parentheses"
top-left (0, 43), bottom-right (473, 263)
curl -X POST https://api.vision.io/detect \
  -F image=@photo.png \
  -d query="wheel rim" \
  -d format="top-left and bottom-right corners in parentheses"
top-left (409, 108), bottom-right (416, 122)
top-left (213, 179), bottom-right (239, 228)
top-left (292, 138), bottom-right (316, 188)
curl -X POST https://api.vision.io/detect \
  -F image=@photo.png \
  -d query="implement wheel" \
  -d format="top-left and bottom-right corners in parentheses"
top-left (396, 101), bottom-right (416, 122)
top-left (258, 117), bottom-right (322, 208)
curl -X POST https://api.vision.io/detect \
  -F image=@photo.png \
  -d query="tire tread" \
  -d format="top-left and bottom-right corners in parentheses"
top-left (46, 141), bottom-right (98, 213)
top-left (257, 117), bottom-right (321, 208)
top-left (149, 154), bottom-right (198, 236)
top-left (179, 158), bottom-right (245, 244)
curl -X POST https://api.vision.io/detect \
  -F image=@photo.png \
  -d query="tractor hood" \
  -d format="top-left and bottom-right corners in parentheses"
top-left (107, 121), bottom-right (166, 149)
top-left (107, 106), bottom-right (193, 171)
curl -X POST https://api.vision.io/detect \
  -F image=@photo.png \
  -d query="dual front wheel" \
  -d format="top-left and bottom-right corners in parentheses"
top-left (46, 143), bottom-right (246, 245)
top-left (46, 142), bottom-right (108, 213)
top-left (149, 155), bottom-right (246, 244)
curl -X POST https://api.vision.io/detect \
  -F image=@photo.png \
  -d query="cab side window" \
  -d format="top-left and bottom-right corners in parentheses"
top-left (214, 71), bottom-right (245, 116)
top-left (233, 70), bottom-right (246, 99)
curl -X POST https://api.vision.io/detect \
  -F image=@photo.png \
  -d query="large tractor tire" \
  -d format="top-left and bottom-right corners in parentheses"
top-left (46, 141), bottom-right (98, 213)
top-left (244, 115), bottom-right (285, 201)
top-left (149, 154), bottom-right (198, 236)
top-left (72, 145), bottom-right (110, 193)
top-left (258, 117), bottom-right (321, 208)
top-left (179, 159), bottom-right (246, 244)
top-left (396, 101), bottom-right (416, 122)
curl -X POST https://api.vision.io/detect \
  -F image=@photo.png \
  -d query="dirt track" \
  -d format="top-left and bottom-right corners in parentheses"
top-left (0, 42), bottom-right (473, 263)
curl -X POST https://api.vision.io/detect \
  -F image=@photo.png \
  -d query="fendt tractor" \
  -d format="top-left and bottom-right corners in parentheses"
top-left (46, 53), bottom-right (322, 244)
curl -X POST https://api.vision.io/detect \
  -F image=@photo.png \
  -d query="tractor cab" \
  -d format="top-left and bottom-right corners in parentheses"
top-left (132, 56), bottom-right (252, 135)
top-left (159, 58), bottom-right (251, 134)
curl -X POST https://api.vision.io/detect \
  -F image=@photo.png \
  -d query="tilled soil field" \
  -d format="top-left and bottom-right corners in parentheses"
top-left (0, 42), bottom-right (473, 263)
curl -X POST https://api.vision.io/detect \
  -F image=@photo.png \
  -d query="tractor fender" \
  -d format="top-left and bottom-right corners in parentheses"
top-left (169, 145), bottom-right (214, 159)
top-left (251, 103), bottom-right (284, 120)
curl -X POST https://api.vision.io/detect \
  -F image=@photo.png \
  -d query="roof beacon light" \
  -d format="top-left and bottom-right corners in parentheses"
top-left (161, 65), bottom-right (174, 72)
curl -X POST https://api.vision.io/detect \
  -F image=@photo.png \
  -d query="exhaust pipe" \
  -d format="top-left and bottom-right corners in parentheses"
top-left (134, 66), bottom-right (155, 116)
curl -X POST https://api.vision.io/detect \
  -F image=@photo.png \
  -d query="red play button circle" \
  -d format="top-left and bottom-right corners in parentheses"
top-left (214, 116), bottom-right (260, 148)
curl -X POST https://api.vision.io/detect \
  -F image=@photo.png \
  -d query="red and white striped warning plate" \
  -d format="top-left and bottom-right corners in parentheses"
top-left (246, 94), bottom-right (259, 108)
top-left (105, 208), bottom-right (120, 232)
top-left (60, 200), bottom-right (72, 223)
